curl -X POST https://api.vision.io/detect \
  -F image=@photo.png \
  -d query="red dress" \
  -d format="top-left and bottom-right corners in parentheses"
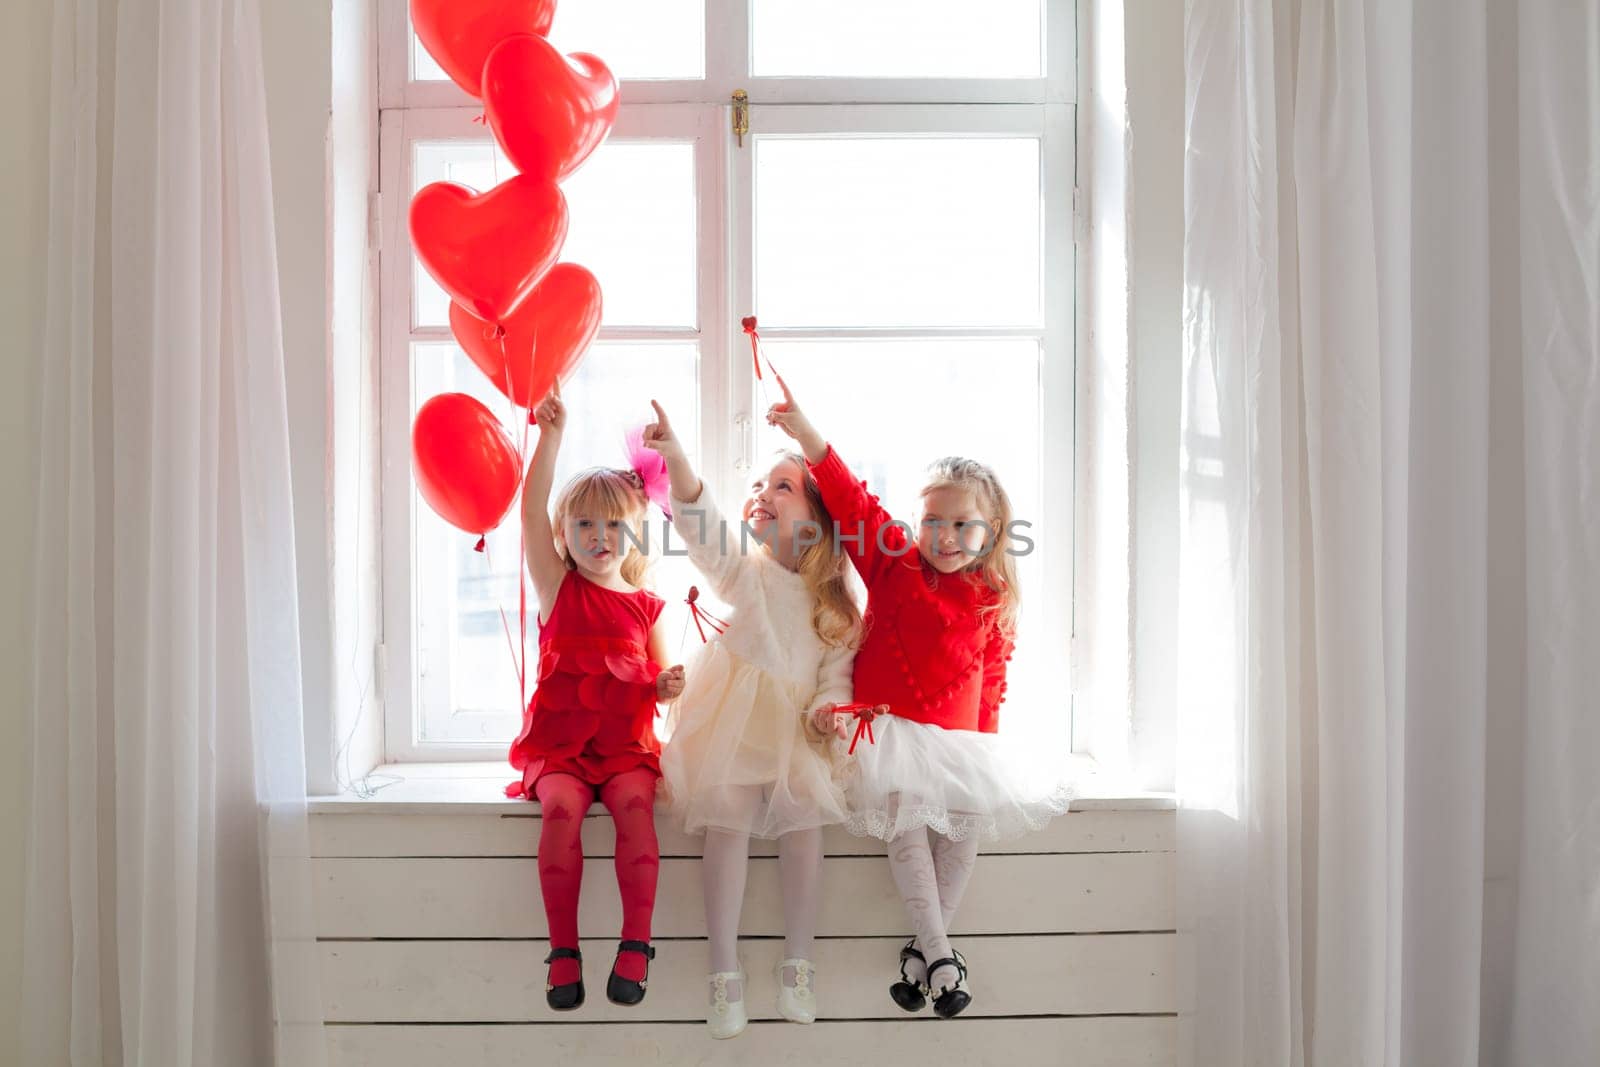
top-left (505, 570), bottom-right (666, 799)
top-left (806, 444), bottom-right (1014, 734)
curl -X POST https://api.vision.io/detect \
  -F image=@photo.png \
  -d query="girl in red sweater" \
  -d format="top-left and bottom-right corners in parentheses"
top-left (768, 375), bottom-right (1073, 1020)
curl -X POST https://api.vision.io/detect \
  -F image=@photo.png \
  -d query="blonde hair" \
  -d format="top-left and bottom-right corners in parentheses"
top-left (772, 451), bottom-right (862, 649)
top-left (921, 456), bottom-right (1020, 638)
top-left (551, 466), bottom-right (653, 587)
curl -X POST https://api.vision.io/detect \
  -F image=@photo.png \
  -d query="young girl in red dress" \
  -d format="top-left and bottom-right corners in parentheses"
top-left (767, 375), bottom-right (1073, 1021)
top-left (507, 388), bottom-right (687, 1012)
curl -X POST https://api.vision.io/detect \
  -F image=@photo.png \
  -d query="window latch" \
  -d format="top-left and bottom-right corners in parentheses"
top-left (732, 90), bottom-right (750, 147)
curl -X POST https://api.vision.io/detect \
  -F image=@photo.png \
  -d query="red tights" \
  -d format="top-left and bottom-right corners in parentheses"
top-left (534, 769), bottom-right (661, 985)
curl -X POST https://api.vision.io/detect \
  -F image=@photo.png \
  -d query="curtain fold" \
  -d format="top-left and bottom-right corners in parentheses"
top-left (24, 0), bottom-right (325, 1063)
top-left (1179, 1), bottom-right (1599, 1065)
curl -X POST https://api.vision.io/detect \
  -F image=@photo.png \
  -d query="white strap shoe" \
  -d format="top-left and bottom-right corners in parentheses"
top-left (707, 970), bottom-right (748, 1039)
top-left (775, 958), bottom-right (817, 1024)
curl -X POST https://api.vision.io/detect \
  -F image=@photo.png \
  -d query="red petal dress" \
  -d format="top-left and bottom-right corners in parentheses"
top-left (505, 570), bottom-right (666, 799)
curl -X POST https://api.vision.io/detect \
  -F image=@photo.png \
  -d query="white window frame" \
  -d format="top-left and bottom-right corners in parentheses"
top-left (375, 0), bottom-right (1078, 762)
top-left (378, 0), bottom-right (1076, 109)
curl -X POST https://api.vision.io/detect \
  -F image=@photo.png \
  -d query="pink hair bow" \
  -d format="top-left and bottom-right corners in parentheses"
top-left (624, 424), bottom-right (672, 520)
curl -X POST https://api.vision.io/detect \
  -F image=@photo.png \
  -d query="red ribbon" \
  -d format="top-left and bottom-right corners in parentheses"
top-left (830, 702), bottom-right (884, 755)
top-left (686, 585), bottom-right (730, 644)
top-left (741, 315), bottom-right (782, 383)
top-left (741, 316), bottom-right (763, 381)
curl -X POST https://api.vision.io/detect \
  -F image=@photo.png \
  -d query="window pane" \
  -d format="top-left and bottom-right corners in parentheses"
top-left (411, 140), bottom-right (697, 330)
top-left (754, 137), bottom-right (1040, 327)
top-left (752, 339), bottom-right (1041, 541)
top-left (548, 0), bottom-right (704, 80)
top-left (413, 341), bottom-right (702, 740)
top-left (753, 0), bottom-right (1043, 78)
top-left (411, 0), bottom-right (705, 83)
top-left (563, 142), bottom-right (697, 328)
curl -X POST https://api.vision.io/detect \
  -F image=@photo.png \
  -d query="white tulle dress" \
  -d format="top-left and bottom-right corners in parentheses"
top-left (831, 718), bottom-right (1075, 842)
top-left (659, 486), bottom-right (854, 839)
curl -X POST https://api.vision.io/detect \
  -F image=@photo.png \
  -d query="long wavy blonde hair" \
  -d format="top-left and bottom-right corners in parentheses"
top-left (921, 456), bottom-right (1020, 638)
top-left (551, 466), bottom-right (653, 587)
top-left (772, 451), bottom-right (862, 649)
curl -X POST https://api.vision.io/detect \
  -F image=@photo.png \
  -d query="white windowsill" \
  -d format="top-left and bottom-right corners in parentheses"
top-left (307, 758), bottom-right (1177, 815)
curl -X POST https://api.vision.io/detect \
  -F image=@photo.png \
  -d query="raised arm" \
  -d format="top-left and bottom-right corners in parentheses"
top-left (642, 399), bottom-right (751, 600)
top-left (523, 389), bottom-right (570, 621)
top-left (766, 374), bottom-right (904, 585)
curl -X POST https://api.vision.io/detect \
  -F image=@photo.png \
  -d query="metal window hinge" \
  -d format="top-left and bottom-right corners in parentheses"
top-left (732, 90), bottom-right (750, 147)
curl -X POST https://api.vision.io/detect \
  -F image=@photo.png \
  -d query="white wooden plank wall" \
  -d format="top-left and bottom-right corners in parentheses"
top-left (311, 801), bottom-right (1176, 1067)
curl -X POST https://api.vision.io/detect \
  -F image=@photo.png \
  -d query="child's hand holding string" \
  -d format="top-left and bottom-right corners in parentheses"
top-left (533, 386), bottom-right (566, 434)
top-left (656, 664), bottom-right (686, 701)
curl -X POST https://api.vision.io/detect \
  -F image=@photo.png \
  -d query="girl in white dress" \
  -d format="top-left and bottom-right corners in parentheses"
top-left (641, 400), bottom-right (869, 1039)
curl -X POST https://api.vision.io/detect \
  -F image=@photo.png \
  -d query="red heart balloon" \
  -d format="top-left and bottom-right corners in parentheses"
top-left (410, 0), bottom-right (556, 98)
top-left (412, 392), bottom-right (521, 536)
top-left (482, 34), bottom-right (619, 183)
top-left (409, 175), bottom-right (568, 325)
top-left (450, 263), bottom-right (604, 409)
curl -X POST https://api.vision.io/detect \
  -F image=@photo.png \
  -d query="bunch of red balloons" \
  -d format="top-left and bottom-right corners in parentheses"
top-left (408, 0), bottom-right (617, 541)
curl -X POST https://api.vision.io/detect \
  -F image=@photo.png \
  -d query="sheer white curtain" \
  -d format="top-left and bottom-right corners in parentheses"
top-left (1177, 1), bottom-right (1598, 1065)
top-left (23, 0), bottom-right (325, 1064)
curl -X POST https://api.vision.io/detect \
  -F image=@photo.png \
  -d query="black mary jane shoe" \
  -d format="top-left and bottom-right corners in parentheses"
top-left (605, 940), bottom-right (657, 1006)
top-left (928, 952), bottom-right (972, 1019)
top-left (889, 938), bottom-right (929, 1012)
top-left (544, 946), bottom-right (585, 1011)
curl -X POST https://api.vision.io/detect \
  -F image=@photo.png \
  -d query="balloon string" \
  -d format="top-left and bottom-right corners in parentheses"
top-left (502, 327), bottom-right (531, 717)
top-left (481, 540), bottom-right (525, 695)
top-left (489, 326), bottom-right (530, 714)
top-left (518, 393), bottom-right (531, 717)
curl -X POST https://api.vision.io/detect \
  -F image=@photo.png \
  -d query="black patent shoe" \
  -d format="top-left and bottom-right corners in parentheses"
top-left (544, 946), bottom-right (585, 1011)
top-left (928, 952), bottom-right (971, 1019)
top-left (889, 938), bottom-right (929, 1012)
top-left (606, 940), bottom-right (656, 1006)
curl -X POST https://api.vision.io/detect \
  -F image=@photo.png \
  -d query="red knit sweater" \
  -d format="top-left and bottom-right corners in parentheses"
top-left (807, 445), bottom-right (1013, 733)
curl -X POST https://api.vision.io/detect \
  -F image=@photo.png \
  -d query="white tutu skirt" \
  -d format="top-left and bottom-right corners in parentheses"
top-left (833, 715), bottom-right (1075, 842)
top-left (661, 641), bottom-right (848, 839)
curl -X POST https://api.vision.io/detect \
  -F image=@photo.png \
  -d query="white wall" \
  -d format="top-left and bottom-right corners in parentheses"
top-left (1075, 0), bottom-right (1134, 771)
top-left (1126, 0), bottom-right (1184, 791)
top-left (261, 0), bottom-right (383, 795)
top-left (1076, 0), bottom-right (1185, 791)
top-left (260, 0), bottom-right (342, 793)
top-left (0, 0), bottom-right (54, 1053)
top-left (324, 0), bottom-right (384, 794)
